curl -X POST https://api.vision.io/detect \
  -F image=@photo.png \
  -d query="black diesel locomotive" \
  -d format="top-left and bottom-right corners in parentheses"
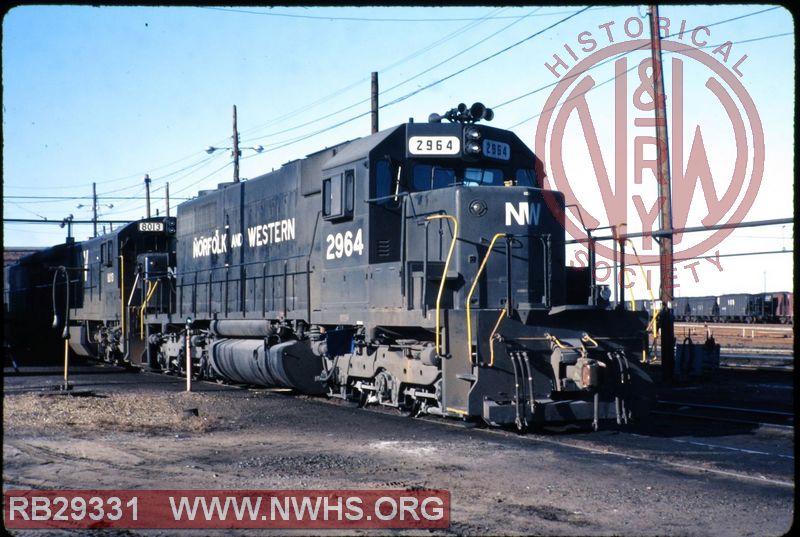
top-left (5, 104), bottom-right (654, 429)
top-left (4, 217), bottom-right (176, 365)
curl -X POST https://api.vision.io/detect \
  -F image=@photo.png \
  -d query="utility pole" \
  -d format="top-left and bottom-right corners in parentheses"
top-left (92, 182), bottom-right (98, 238)
top-left (649, 4), bottom-right (675, 381)
top-left (144, 174), bottom-right (152, 218)
top-left (371, 72), bottom-right (379, 134)
top-left (232, 105), bottom-right (240, 183)
top-left (165, 182), bottom-right (170, 218)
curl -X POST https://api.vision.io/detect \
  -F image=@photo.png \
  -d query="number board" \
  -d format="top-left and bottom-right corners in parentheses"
top-left (408, 136), bottom-right (461, 156)
top-left (138, 222), bottom-right (165, 232)
top-left (482, 139), bottom-right (511, 161)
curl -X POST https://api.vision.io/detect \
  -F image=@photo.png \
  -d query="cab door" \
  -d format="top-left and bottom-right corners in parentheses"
top-left (319, 164), bottom-right (369, 315)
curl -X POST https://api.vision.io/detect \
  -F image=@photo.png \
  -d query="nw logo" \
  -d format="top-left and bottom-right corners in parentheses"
top-left (536, 38), bottom-right (764, 265)
top-left (505, 202), bottom-right (541, 226)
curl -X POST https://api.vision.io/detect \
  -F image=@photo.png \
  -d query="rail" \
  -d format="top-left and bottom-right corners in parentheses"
top-left (465, 233), bottom-right (506, 364)
top-left (425, 214), bottom-right (459, 356)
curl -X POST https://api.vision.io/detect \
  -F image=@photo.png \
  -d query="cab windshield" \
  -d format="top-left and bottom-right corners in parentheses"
top-left (412, 164), bottom-right (535, 191)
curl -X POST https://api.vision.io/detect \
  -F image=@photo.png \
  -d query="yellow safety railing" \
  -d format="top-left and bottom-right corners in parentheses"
top-left (546, 333), bottom-right (574, 350)
top-left (581, 333), bottom-right (600, 348)
top-left (466, 233), bottom-right (506, 364)
top-left (623, 239), bottom-right (659, 336)
top-left (425, 214), bottom-right (459, 356)
top-left (140, 280), bottom-right (160, 339)
top-left (487, 309), bottom-right (507, 367)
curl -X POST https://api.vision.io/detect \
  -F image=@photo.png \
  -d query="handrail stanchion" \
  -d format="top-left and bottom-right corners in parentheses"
top-left (466, 233), bottom-right (506, 364)
top-left (424, 214), bottom-right (459, 357)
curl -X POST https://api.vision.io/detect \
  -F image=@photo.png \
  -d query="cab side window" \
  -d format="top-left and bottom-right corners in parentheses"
top-left (323, 168), bottom-right (355, 220)
top-left (375, 160), bottom-right (392, 201)
top-left (101, 241), bottom-right (114, 267)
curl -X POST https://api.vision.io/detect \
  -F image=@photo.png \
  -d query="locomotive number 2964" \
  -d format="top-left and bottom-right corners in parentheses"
top-left (408, 136), bottom-right (461, 156)
top-left (326, 229), bottom-right (365, 260)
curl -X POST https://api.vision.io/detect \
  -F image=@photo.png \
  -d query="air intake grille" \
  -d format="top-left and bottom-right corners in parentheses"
top-left (377, 240), bottom-right (391, 257)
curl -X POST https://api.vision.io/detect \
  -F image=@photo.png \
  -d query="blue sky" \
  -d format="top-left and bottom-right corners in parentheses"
top-left (2, 5), bottom-right (794, 297)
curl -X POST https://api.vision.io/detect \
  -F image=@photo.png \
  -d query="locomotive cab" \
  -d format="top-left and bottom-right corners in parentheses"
top-left (309, 106), bottom-right (652, 428)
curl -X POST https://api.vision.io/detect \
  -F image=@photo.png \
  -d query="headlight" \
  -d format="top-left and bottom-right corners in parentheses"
top-left (465, 141), bottom-right (481, 154)
top-left (464, 126), bottom-right (481, 140)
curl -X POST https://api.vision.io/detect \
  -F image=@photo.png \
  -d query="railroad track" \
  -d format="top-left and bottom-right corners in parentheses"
top-left (653, 399), bottom-right (794, 429)
top-left (719, 354), bottom-right (793, 371)
top-left (675, 322), bottom-right (793, 331)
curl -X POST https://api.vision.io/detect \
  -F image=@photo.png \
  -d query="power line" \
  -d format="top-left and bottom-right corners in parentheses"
top-left (201, 6), bottom-right (597, 22)
top-left (502, 29), bottom-right (793, 130)
top-left (494, 6), bottom-right (786, 113)
top-left (380, 6), bottom-right (593, 109)
top-left (241, 7), bottom-right (541, 145)
top-left (4, 218), bottom-right (133, 224)
top-left (238, 7), bottom-right (509, 142)
top-left (4, 195), bottom-right (191, 201)
top-left (243, 6), bottom-right (592, 154)
top-left (2, 6), bottom-right (785, 223)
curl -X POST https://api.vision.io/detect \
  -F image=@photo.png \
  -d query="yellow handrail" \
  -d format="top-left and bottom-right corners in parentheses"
top-left (624, 239), bottom-right (660, 362)
top-left (425, 214), bottom-right (459, 356)
top-left (466, 233), bottom-right (506, 364)
top-left (581, 333), bottom-right (600, 348)
top-left (624, 239), bottom-right (659, 340)
top-left (547, 333), bottom-right (573, 350)
top-left (488, 308), bottom-right (507, 367)
top-left (140, 280), bottom-right (160, 339)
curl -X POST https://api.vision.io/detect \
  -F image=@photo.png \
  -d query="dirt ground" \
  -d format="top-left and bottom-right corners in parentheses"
top-left (4, 364), bottom-right (795, 537)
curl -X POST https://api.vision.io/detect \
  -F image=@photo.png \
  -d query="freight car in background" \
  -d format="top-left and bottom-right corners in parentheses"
top-left (764, 291), bottom-right (794, 324)
top-left (631, 293), bottom-right (793, 324)
top-left (673, 296), bottom-right (718, 323)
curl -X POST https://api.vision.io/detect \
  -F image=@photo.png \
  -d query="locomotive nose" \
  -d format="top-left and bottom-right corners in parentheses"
top-left (456, 186), bottom-right (564, 313)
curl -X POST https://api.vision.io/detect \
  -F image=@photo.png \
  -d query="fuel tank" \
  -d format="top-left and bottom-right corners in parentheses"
top-left (208, 339), bottom-right (325, 394)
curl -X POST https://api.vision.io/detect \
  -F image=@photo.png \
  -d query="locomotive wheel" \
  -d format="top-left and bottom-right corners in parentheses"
top-left (357, 388), bottom-right (369, 408)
